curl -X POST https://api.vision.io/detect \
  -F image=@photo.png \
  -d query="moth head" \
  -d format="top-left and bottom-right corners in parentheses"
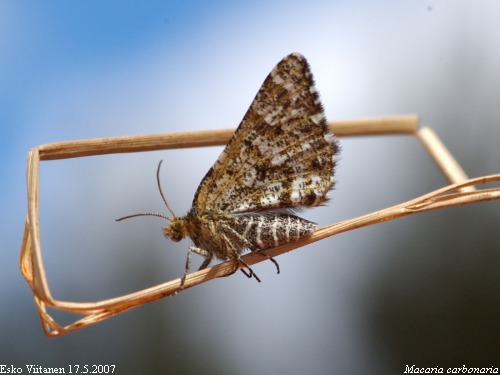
top-left (162, 217), bottom-right (188, 242)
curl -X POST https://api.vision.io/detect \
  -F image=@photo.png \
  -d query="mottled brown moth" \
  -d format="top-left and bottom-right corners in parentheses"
top-left (117, 53), bottom-right (339, 285)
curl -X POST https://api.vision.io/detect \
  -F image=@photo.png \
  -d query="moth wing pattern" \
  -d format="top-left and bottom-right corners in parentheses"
top-left (193, 53), bottom-right (339, 214)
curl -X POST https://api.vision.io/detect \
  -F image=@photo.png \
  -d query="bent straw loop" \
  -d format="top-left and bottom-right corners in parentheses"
top-left (19, 115), bottom-right (499, 336)
top-left (36, 174), bottom-right (500, 336)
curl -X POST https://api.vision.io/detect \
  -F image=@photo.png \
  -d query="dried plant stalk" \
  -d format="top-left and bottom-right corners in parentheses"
top-left (34, 114), bottom-right (419, 160)
top-left (20, 115), bottom-right (500, 336)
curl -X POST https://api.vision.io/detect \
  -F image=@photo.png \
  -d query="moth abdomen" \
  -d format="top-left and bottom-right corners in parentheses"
top-left (234, 213), bottom-right (317, 250)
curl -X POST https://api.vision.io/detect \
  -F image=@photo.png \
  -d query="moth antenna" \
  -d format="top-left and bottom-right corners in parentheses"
top-left (157, 160), bottom-right (177, 219)
top-left (116, 160), bottom-right (177, 223)
top-left (116, 212), bottom-right (171, 222)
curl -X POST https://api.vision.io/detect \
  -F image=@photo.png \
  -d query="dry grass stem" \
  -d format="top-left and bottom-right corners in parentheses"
top-left (20, 115), bottom-right (500, 336)
top-left (34, 115), bottom-right (419, 161)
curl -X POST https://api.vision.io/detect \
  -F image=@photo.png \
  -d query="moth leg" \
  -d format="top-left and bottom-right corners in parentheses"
top-left (219, 232), bottom-right (261, 282)
top-left (223, 258), bottom-right (241, 277)
top-left (221, 257), bottom-right (255, 280)
top-left (180, 246), bottom-right (211, 288)
top-left (236, 256), bottom-right (261, 282)
top-left (234, 259), bottom-right (254, 279)
top-left (189, 246), bottom-right (212, 266)
top-left (179, 248), bottom-right (191, 288)
top-left (197, 252), bottom-right (213, 271)
top-left (239, 268), bottom-right (252, 278)
top-left (251, 248), bottom-right (280, 275)
top-left (221, 223), bottom-right (280, 275)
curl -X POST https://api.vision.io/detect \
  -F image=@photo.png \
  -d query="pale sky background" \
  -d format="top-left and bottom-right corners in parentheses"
top-left (1, 1), bottom-right (500, 373)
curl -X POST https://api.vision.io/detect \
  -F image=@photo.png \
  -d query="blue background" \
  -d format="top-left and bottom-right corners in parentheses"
top-left (2, 1), bottom-right (500, 373)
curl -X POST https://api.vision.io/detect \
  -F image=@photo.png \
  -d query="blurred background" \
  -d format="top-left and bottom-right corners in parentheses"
top-left (1, 1), bottom-right (499, 373)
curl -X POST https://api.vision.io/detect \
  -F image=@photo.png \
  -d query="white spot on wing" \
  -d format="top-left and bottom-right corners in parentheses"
top-left (310, 112), bottom-right (325, 125)
top-left (243, 168), bottom-right (257, 187)
top-left (271, 154), bottom-right (288, 165)
top-left (260, 194), bottom-right (280, 207)
top-left (272, 74), bottom-right (283, 84)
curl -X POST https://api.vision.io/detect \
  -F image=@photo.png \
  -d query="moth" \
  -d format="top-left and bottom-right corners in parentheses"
top-left (117, 53), bottom-right (339, 285)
